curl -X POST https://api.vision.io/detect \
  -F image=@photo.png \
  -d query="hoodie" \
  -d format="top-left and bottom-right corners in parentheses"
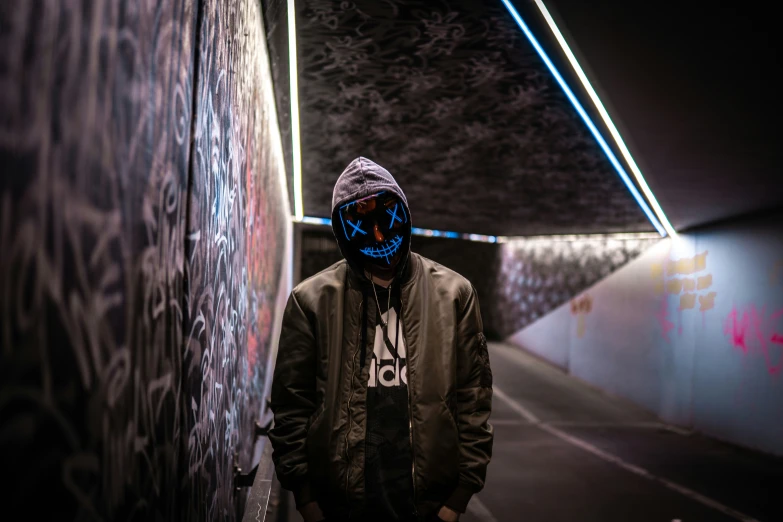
top-left (331, 157), bottom-right (417, 520)
top-left (331, 156), bottom-right (412, 281)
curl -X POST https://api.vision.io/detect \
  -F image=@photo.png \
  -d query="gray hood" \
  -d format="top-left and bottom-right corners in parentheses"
top-left (331, 157), bottom-right (412, 278)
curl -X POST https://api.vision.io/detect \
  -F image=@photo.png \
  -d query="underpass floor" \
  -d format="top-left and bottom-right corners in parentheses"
top-left (460, 342), bottom-right (783, 522)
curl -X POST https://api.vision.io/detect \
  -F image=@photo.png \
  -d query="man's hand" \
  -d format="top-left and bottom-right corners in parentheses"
top-left (437, 506), bottom-right (460, 521)
top-left (298, 501), bottom-right (324, 522)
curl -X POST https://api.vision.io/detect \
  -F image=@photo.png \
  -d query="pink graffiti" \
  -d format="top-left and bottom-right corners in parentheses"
top-left (724, 306), bottom-right (783, 375)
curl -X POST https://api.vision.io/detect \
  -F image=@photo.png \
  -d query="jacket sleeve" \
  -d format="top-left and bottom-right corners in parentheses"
top-left (445, 284), bottom-right (494, 513)
top-left (268, 290), bottom-right (318, 507)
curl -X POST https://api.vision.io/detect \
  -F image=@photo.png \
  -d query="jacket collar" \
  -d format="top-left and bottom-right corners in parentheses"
top-left (346, 252), bottom-right (419, 291)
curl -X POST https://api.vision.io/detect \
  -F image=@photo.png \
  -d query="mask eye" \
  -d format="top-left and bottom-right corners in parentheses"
top-left (386, 203), bottom-right (403, 229)
top-left (347, 218), bottom-right (367, 239)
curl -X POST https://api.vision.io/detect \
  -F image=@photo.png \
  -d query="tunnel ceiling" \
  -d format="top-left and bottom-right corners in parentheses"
top-left (292, 0), bottom-right (654, 237)
top-left (542, 1), bottom-right (782, 231)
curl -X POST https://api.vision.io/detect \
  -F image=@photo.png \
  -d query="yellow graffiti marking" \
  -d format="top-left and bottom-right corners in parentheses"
top-left (576, 315), bottom-right (586, 339)
top-left (652, 252), bottom-right (715, 336)
top-left (697, 274), bottom-right (713, 290)
top-left (667, 279), bottom-right (683, 294)
top-left (698, 292), bottom-right (717, 312)
top-left (679, 293), bottom-right (697, 310)
top-left (570, 294), bottom-right (592, 315)
top-left (666, 251), bottom-right (708, 276)
top-left (570, 295), bottom-right (592, 339)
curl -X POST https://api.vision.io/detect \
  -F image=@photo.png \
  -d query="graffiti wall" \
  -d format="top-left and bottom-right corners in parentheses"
top-left (507, 210), bottom-right (783, 455)
top-left (183, 0), bottom-right (291, 518)
top-left (0, 0), bottom-right (292, 520)
top-left (496, 235), bottom-right (659, 338)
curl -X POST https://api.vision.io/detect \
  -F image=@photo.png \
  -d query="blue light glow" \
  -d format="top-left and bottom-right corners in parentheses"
top-left (301, 216), bottom-right (332, 226)
top-left (337, 212), bottom-right (350, 239)
top-left (302, 218), bottom-right (500, 243)
top-left (531, 0), bottom-right (676, 238)
top-left (347, 219), bottom-right (366, 237)
top-left (360, 235), bottom-right (404, 264)
top-left (499, 0), bottom-right (666, 237)
top-left (387, 204), bottom-right (402, 228)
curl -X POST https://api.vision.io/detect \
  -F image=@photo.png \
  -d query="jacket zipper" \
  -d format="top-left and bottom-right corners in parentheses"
top-left (399, 294), bottom-right (419, 516)
top-left (344, 298), bottom-right (363, 504)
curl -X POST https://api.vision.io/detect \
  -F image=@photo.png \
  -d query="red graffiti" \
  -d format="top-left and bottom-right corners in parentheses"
top-left (570, 294), bottom-right (592, 315)
top-left (724, 306), bottom-right (783, 376)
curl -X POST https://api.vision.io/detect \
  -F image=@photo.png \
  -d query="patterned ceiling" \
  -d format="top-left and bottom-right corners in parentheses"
top-left (268, 0), bottom-right (656, 236)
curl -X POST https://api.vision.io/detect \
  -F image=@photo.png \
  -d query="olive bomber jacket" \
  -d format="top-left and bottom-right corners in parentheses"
top-left (269, 253), bottom-right (494, 518)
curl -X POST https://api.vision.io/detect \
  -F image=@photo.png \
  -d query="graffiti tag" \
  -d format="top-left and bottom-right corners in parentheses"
top-left (724, 306), bottom-right (783, 376)
top-left (651, 250), bottom-right (716, 340)
top-left (570, 294), bottom-right (592, 339)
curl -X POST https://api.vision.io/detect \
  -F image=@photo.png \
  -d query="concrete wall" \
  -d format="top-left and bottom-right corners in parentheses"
top-left (507, 211), bottom-right (783, 455)
top-left (0, 1), bottom-right (292, 520)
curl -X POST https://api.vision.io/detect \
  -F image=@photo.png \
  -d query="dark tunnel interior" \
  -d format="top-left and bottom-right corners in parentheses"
top-left (1, 1), bottom-right (781, 521)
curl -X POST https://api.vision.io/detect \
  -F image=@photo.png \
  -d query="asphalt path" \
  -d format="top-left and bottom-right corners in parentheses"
top-left (459, 343), bottom-right (783, 522)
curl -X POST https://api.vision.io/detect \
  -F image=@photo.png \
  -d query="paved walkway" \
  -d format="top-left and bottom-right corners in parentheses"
top-left (460, 343), bottom-right (783, 522)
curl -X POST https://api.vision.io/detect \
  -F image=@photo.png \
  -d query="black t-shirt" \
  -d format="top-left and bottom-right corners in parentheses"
top-left (362, 284), bottom-right (416, 521)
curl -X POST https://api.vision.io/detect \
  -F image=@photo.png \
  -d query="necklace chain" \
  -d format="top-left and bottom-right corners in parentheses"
top-left (370, 278), bottom-right (392, 329)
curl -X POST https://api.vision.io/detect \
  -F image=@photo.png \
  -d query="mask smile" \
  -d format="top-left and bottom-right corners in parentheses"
top-left (338, 191), bottom-right (409, 275)
top-left (359, 235), bottom-right (403, 265)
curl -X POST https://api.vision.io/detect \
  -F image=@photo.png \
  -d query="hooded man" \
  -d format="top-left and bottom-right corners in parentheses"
top-left (270, 157), bottom-right (493, 522)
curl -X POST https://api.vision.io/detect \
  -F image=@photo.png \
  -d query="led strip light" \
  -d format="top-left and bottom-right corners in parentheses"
top-left (300, 217), bottom-right (502, 243)
top-left (530, 0), bottom-right (676, 238)
top-left (288, 0), bottom-right (304, 221)
top-left (288, 0), bottom-right (674, 237)
top-left (499, 0), bottom-right (674, 237)
top-left (299, 217), bottom-right (662, 244)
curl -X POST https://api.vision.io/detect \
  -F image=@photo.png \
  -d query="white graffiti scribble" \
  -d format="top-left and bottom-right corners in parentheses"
top-left (0, 0), bottom-right (291, 520)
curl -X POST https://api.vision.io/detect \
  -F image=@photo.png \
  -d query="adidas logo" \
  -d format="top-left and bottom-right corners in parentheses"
top-left (369, 357), bottom-right (408, 388)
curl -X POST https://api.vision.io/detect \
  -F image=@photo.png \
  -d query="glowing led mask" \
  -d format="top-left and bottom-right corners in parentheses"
top-left (338, 191), bottom-right (409, 275)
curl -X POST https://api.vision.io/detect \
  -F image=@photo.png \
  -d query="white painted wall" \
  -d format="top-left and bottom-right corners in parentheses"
top-left (506, 211), bottom-right (783, 455)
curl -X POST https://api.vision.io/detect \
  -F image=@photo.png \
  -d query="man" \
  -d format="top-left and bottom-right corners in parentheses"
top-left (270, 157), bottom-right (493, 522)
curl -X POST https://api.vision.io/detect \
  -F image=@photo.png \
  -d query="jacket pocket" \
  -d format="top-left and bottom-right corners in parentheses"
top-left (305, 403), bottom-right (327, 454)
top-left (305, 402), bottom-right (329, 475)
top-left (420, 403), bottom-right (460, 503)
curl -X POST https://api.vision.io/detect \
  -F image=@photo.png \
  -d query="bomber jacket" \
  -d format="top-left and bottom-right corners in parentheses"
top-left (269, 252), bottom-right (494, 519)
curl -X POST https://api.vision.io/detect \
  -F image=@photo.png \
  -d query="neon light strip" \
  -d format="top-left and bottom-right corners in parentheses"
top-left (298, 217), bottom-right (664, 244)
top-left (531, 0), bottom-right (676, 238)
top-left (499, 0), bottom-right (668, 237)
top-left (299, 217), bottom-right (500, 243)
top-left (300, 216), bottom-right (333, 226)
top-left (288, 0), bottom-right (304, 221)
